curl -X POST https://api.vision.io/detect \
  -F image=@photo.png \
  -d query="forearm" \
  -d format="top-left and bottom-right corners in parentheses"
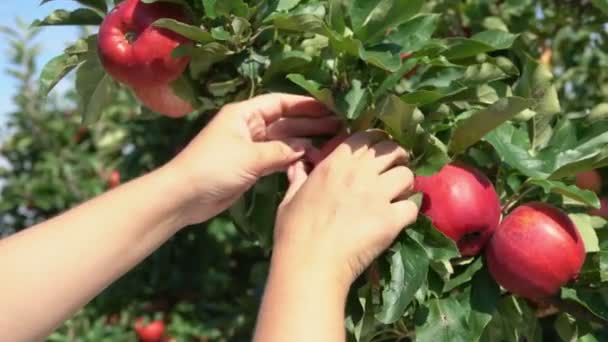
top-left (254, 248), bottom-right (349, 342)
top-left (0, 165), bottom-right (193, 341)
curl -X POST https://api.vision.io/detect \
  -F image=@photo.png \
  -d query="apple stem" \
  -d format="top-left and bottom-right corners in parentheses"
top-left (502, 185), bottom-right (535, 214)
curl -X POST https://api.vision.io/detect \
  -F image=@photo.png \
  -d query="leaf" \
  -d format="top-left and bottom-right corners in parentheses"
top-left (269, 13), bottom-right (330, 36)
top-left (188, 43), bottom-right (231, 77)
top-left (416, 134), bottom-right (451, 176)
top-left (449, 97), bottom-right (535, 155)
top-left (376, 236), bottom-right (429, 324)
top-left (153, 19), bottom-right (214, 43)
top-left (337, 79), bottom-right (369, 120)
top-left (485, 123), bottom-right (548, 178)
top-left (591, 0), bottom-right (608, 15)
top-left (401, 84), bottom-right (467, 106)
top-left (276, 0), bottom-right (301, 11)
top-left (568, 214), bottom-right (600, 253)
top-left (515, 54), bottom-right (560, 151)
top-left (444, 258), bottom-right (483, 292)
top-left (415, 296), bottom-right (472, 342)
top-left (32, 8), bottom-right (102, 26)
top-left (444, 30), bottom-right (519, 60)
top-left (467, 266), bottom-right (500, 340)
top-left (263, 51), bottom-right (312, 83)
top-left (350, 0), bottom-right (424, 43)
top-left (39, 53), bottom-right (82, 96)
top-left (287, 74), bottom-right (337, 113)
top-left (75, 37), bottom-right (115, 124)
top-left (386, 14), bottom-right (440, 53)
top-left (377, 95), bottom-right (421, 149)
top-left (528, 179), bottom-right (600, 209)
top-left (560, 287), bottom-right (608, 323)
top-left (406, 215), bottom-right (460, 261)
top-left (479, 296), bottom-right (543, 342)
top-left (578, 251), bottom-right (608, 285)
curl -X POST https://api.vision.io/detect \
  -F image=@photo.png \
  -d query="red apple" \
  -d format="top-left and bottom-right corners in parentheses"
top-left (98, 0), bottom-right (191, 88)
top-left (589, 197), bottom-right (608, 218)
top-left (108, 170), bottom-right (121, 189)
top-left (414, 163), bottom-right (501, 256)
top-left (134, 318), bottom-right (165, 342)
top-left (575, 170), bottom-right (602, 194)
top-left (486, 203), bottom-right (585, 301)
top-left (133, 83), bottom-right (194, 118)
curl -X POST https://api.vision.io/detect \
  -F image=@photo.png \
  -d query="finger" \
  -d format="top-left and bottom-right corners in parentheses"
top-left (266, 116), bottom-right (342, 140)
top-left (283, 160), bottom-right (309, 204)
top-left (252, 138), bottom-right (313, 176)
top-left (334, 129), bottom-right (389, 159)
top-left (237, 93), bottom-right (332, 124)
top-left (389, 200), bottom-right (419, 234)
top-left (367, 140), bottom-right (410, 174)
top-left (379, 166), bottom-right (415, 201)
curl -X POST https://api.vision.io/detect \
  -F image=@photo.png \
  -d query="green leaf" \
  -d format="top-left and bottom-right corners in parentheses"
top-left (287, 74), bottom-right (337, 113)
top-left (276, 0), bottom-right (301, 11)
top-left (449, 97), bottom-right (534, 155)
top-left (32, 8), bottom-right (102, 26)
top-left (406, 215), bottom-right (460, 261)
top-left (153, 19), bottom-right (214, 43)
top-left (578, 251), bottom-right (608, 285)
top-left (444, 30), bottom-right (518, 60)
top-left (269, 13), bottom-right (330, 36)
top-left (515, 55), bottom-right (560, 151)
top-left (480, 296), bottom-right (542, 342)
top-left (416, 134), bottom-right (451, 176)
top-left (337, 79), bottom-right (369, 120)
top-left (591, 0), bottom-right (608, 15)
top-left (188, 43), bottom-right (231, 77)
top-left (415, 296), bottom-right (472, 342)
top-left (350, 0), bottom-right (424, 43)
top-left (401, 84), bottom-right (467, 106)
top-left (75, 36), bottom-right (115, 124)
top-left (568, 213), bottom-right (600, 253)
top-left (376, 236), bottom-right (429, 324)
top-left (467, 266), bottom-right (500, 339)
top-left (377, 95), bottom-right (421, 149)
top-left (39, 53), bottom-right (82, 96)
top-left (485, 123), bottom-right (548, 178)
top-left (263, 51), bottom-right (312, 83)
top-left (444, 258), bottom-right (483, 292)
top-left (560, 287), bottom-right (608, 323)
top-left (386, 14), bottom-right (440, 53)
top-left (527, 179), bottom-right (600, 209)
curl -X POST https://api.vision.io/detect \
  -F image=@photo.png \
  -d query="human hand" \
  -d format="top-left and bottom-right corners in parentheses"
top-left (166, 93), bottom-right (339, 226)
top-left (272, 130), bottom-right (419, 291)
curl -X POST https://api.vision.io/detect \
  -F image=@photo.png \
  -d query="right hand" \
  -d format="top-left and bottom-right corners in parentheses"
top-left (273, 130), bottom-right (419, 290)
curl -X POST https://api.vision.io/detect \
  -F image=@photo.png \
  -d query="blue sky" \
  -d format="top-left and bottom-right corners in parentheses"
top-left (0, 1), bottom-right (80, 121)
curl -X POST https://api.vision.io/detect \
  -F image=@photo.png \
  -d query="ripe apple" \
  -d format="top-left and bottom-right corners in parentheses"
top-left (575, 169), bottom-right (602, 194)
top-left (98, 0), bottom-right (191, 88)
top-left (589, 197), bottom-right (608, 219)
top-left (414, 163), bottom-right (501, 256)
top-left (399, 52), bottom-right (419, 79)
top-left (133, 83), bottom-right (194, 118)
top-left (486, 202), bottom-right (586, 301)
top-left (134, 318), bottom-right (165, 342)
top-left (108, 170), bottom-right (121, 189)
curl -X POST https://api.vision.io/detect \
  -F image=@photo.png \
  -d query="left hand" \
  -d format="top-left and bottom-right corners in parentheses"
top-left (166, 93), bottom-right (340, 226)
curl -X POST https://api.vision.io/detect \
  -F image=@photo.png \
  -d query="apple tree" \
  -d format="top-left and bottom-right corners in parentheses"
top-left (3, 0), bottom-right (608, 340)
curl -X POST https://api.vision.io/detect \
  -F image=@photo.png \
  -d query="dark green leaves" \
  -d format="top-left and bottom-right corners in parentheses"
top-left (32, 8), bottom-right (103, 26)
top-left (349, 0), bottom-right (424, 43)
top-left (376, 237), bottom-right (429, 324)
top-left (449, 97), bottom-right (534, 155)
top-left (444, 31), bottom-right (518, 60)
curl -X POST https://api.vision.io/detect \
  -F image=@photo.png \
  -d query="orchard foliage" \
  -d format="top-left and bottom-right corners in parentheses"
top-left (0, 0), bottom-right (607, 340)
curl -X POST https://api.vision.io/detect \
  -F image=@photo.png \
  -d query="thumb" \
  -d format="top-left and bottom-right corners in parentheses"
top-left (253, 138), bottom-right (311, 176)
top-left (283, 160), bottom-right (309, 204)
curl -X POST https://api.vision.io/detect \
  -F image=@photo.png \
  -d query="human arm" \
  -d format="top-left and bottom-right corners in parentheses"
top-left (0, 94), bottom-right (339, 341)
top-left (253, 131), bottom-right (419, 342)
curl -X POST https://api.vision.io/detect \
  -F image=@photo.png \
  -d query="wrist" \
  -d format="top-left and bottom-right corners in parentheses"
top-left (269, 245), bottom-right (351, 300)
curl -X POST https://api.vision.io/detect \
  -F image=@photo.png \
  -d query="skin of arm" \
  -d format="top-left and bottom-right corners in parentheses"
top-left (0, 93), bottom-right (339, 341)
top-left (254, 131), bottom-right (419, 342)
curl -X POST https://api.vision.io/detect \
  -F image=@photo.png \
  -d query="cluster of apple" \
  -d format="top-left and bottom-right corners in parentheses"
top-left (317, 135), bottom-right (590, 303)
top-left (98, 0), bottom-right (194, 117)
top-left (96, 0), bottom-right (595, 306)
